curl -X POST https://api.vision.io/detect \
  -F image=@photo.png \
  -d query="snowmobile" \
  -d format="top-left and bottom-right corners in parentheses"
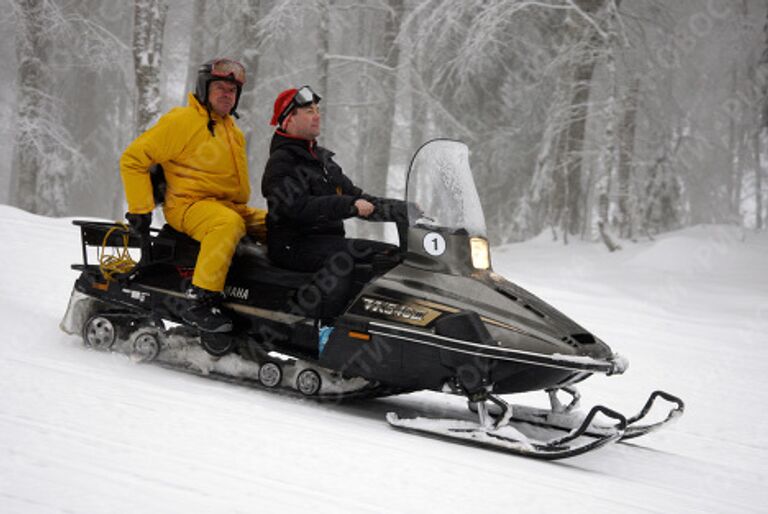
top-left (60, 139), bottom-right (683, 460)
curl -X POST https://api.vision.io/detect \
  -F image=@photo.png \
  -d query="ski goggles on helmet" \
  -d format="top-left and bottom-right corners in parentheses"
top-left (204, 58), bottom-right (246, 85)
top-left (277, 85), bottom-right (322, 126)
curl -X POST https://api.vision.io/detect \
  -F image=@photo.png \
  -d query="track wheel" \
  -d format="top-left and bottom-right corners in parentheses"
top-left (83, 315), bottom-right (116, 350)
top-left (296, 369), bottom-right (322, 396)
top-left (200, 332), bottom-right (237, 357)
top-left (259, 362), bottom-right (282, 388)
top-left (131, 329), bottom-right (161, 362)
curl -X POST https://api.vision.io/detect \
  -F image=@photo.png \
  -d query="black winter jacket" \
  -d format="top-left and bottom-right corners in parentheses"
top-left (261, 131), bottom-right (369, 244)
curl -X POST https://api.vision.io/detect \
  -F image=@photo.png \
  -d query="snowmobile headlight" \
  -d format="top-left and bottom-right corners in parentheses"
top-left (470, 237), bottom-right (491, 270)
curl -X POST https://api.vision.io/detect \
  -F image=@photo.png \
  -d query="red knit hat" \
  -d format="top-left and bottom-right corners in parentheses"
top-left (270, 88), bottom-right (298, 126)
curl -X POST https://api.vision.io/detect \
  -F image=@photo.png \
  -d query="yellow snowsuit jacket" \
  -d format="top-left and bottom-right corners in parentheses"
top-left (120, 93), bottom-right (266, 291)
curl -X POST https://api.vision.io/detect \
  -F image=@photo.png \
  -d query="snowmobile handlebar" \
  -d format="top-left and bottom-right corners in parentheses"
top-left (359, 198), bottom-right (414, 253)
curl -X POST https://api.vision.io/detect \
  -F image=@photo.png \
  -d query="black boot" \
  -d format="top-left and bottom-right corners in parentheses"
top-left (181, 285), bottom-right (233, 333)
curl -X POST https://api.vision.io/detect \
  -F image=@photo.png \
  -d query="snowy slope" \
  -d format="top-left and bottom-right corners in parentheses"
top-left (1, 204), bottom-right (766, 513)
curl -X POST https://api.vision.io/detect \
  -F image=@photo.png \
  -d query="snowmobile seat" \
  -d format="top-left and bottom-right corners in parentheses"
top-left (152, 224), bottom-right (200, 267)
top-left (149, 225), bottom-right (397, 319)
top-left (153, 224), bottom-right (269, 266)
top-left (152, 224), bottom-right (314, 289)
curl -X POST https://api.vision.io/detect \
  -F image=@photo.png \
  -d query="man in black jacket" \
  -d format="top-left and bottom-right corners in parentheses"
top-left (261, 86), bottom-right (403, 320)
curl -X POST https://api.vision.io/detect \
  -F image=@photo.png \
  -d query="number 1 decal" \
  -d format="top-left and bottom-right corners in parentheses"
top-left (423, 232), bottom-right (446, 256)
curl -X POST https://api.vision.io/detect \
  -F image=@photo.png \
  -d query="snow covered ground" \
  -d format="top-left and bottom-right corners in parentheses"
top-left (0, 204), bottom-right (766, 513)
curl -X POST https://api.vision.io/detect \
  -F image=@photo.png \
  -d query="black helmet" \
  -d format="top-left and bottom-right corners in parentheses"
top-left (194, 58), bottom-right (246, 116)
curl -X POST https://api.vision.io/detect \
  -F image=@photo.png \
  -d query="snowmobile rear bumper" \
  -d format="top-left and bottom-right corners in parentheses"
top-left (60, 288), bottom-right (101, 336)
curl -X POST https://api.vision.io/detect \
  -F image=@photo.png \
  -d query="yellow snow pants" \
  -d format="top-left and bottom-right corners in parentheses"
top-left (166, 200), bottom-right (266, 292)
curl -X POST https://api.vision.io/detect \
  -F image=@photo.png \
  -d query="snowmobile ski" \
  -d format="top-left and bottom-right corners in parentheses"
top-left (386, 402), bottom-right (628, 460)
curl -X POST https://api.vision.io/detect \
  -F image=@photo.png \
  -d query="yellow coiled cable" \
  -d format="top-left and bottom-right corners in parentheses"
top-left (98, 223), bottom-right (138, 281)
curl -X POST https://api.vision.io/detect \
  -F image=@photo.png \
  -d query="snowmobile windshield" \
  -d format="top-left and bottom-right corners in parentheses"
top-left (405, 139), bottom-right (487, 237)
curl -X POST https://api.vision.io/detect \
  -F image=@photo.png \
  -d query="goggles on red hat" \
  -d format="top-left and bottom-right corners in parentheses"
top-left (204, 58), bottom-right (246, 86)
top-left (277, 85), bottom-right (322, 126)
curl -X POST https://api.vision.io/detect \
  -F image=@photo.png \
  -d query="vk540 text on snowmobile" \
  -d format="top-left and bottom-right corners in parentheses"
top-left (61, 139), bottom-right (683, 460)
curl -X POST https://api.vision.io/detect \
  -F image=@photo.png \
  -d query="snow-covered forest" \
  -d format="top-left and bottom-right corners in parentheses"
top-left (1, 0), bottom-right (767, 244)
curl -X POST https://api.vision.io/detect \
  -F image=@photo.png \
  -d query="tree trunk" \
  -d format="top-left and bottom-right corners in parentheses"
top-left (727, 71), bottom-right (737, 221)
top-left (369, 0), bottom-right (403, 197)
top-left (184, 0), bottom-right (206, 102)
top-left (562, 53), bottom-right (595, 235)
top-left (757, 4), bottom-right (768, 229)
top-left (754, 130), bottom-right (764, 230)
top-left (734, 127), bottom-right (745, 222)
top-left (113, 89), bottom-right (131, 219)
top-left (11, 0), bottom-right (47, 214)
top-left (552, 124), bottom-right (570, 239)
top-left (589, 44), bottom-right (619, 240)
top-left (526, 61), bottom-right (570, 239)
top-left (617, 78), bottom-right (639, 238)
top-left (560, 0), bottom-right (607, 236)
top-left (11, 1), bottom-right (93, 216)
top-left (353, 6), bottom-right (372, 192)
top-left (354, 4), bottom-right (402, 239)
top-left (236, 0), bottom-right (262, 133)
top-left (409, 52), bottom-right (428, 162)
top-left (317, 0), bottom-right (331, 98)
top-left (133, 0), bottom-right (167, 134)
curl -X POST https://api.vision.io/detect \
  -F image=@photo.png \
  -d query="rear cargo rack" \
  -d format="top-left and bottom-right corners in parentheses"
top-left (72, 220), bottom-right (176, 272)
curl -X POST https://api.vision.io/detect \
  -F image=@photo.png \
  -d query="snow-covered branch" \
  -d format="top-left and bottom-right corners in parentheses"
top-left (324, 54), bottom-right (396, 72)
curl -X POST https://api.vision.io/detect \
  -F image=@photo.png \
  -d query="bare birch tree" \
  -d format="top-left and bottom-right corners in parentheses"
top-left (10, 0), bottom-right (89, 216)
top-left (512, 0), bottom-right (620, 242)
top-left (183, 0), bottom-right (206, 101)
top-left (10, 0), bottom-right (48, 213)
top-left (317, 0), bottom-right (332, 99)
top-left (615, 77), bottom-right (638, 238)
top-left (352, 0), bottom-right (403, 237)
top-left (132, 0), bottom-right (167, 134)
top-left (237, 0), bottom-right (263, 116)
top-left (755, 6), bottom-right (768, 230)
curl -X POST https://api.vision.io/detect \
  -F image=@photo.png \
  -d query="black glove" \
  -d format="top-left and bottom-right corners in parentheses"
top-left (355, 198), bottom-right (402, 222)
top-left (407, 202), bottom-right (426, 221)
top-left (125, 212), bottom-right (152, 237)
top-left (386, 200), bottom-right (410, 223)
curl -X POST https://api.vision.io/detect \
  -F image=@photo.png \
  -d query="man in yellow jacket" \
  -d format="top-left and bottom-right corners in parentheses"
top-left (120, 58), bottom-right (266, 333)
